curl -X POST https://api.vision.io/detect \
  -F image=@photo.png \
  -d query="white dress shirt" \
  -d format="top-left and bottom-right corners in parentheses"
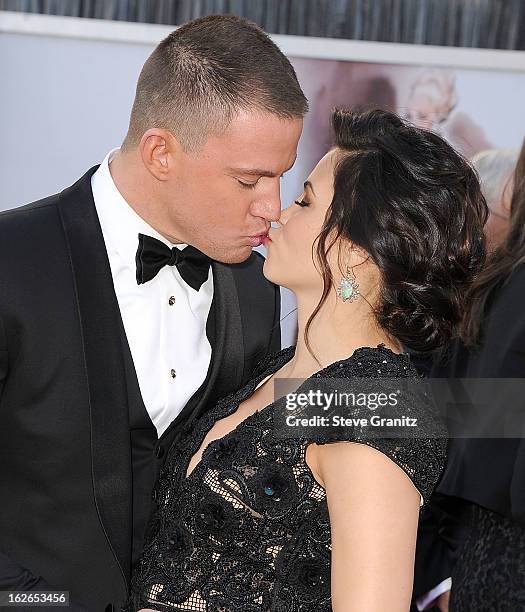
top-left (416, 577), bottom-right (452, 610)
top-left (91, 149), bottom-right (214, 437)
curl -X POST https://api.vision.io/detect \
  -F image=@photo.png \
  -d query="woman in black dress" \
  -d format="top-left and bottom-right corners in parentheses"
top-left (125, 108), bottom-right (487, 612)
top-left (431, 138), bottom-right (525, 611)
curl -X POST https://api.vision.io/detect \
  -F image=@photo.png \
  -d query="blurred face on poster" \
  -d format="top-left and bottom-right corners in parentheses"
top-left (404, 69), bottom-right (458, 133)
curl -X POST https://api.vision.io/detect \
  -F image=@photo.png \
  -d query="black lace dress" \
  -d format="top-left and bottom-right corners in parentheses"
top-left (449, 504), bottom-right (525, 611)
top-left (125, 344), bottom-right (446, 612)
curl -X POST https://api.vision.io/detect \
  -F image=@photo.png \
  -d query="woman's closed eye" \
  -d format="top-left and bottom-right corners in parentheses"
top-left (294, 198), bottom-right (310, 207)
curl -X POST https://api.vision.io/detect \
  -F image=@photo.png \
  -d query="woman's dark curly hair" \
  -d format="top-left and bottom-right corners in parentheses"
top-left (305, 107), bottom-right (488, 358)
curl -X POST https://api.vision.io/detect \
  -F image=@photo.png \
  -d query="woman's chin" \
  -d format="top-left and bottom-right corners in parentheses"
top-left (262, 256), bottom-right (272, 279)
top-left (262, 256), bottom-right (279, 284)
top-left (263, 258), bottom-right (294, 292)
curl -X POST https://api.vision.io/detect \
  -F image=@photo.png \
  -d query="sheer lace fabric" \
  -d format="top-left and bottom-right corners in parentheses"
top-left (450, 504), bottom-right (525, 611)
top-left (125, 344), bottom-right (446, 612)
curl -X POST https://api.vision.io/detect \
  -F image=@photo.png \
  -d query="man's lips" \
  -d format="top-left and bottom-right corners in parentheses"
top-left (247, 232), bottom-right (270, 247)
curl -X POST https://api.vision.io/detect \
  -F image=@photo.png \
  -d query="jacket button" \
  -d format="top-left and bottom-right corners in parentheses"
top-left (155, 445), bottom-right (165, 459)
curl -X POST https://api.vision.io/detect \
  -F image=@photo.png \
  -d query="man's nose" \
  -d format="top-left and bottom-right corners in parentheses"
top-left (252, 195), bottom-right (281, 222)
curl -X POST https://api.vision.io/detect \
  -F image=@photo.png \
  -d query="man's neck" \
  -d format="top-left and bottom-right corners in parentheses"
top-left (108, 149), bottom-right (182, 245)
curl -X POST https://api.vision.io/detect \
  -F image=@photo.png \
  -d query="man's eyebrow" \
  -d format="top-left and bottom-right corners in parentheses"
top-left (304, 180), bottom-right (316, 196)
top-left (227, 156), bottom-right (298, 178)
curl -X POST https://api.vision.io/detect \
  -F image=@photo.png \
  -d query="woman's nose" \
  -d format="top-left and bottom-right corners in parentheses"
top-left (278, 204), bottom-right (294, 225)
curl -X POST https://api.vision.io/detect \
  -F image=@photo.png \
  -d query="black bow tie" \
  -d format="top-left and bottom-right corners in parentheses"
top-left (135, 233), bottom-right (211, 291)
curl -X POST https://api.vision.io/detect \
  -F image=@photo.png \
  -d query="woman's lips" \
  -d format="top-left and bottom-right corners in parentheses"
top-left (261, 228), bottom-right (277, 247)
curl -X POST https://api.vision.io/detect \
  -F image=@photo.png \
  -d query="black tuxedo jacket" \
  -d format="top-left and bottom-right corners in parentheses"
top-left (0, 167), bottom-right (281, 611)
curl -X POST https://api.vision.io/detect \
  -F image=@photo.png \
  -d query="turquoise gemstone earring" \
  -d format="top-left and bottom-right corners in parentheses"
top-left (337, 265), bottom-right (360, 303)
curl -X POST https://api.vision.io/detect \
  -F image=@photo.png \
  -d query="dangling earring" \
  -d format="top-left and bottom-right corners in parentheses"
top-left (337, 264), bottom-right (360, 303)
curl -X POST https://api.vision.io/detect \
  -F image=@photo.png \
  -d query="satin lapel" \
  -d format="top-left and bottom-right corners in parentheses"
top-left (204, 261), bottom-right (245, 405)
top-left (56, 167), bottom-right (132, 585)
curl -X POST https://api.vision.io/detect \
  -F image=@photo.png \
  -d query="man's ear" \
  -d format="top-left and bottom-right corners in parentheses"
top-left (139, 129), bottom-right (181, 181)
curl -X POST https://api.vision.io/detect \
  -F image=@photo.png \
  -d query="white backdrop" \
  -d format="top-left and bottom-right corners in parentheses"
top-left (2, 11), bottom-right (525, 347)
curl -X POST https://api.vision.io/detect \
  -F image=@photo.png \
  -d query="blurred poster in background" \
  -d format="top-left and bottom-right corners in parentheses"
top-left (291, 57), bottom-right (525, 180)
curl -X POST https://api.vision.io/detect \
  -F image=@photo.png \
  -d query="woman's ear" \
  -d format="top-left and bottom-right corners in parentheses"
top-left (335, 240), bottom-right (360, 275)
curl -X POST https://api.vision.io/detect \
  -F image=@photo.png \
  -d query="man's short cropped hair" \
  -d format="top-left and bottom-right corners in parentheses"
top-left (122, 14), bottom-right (309, 152)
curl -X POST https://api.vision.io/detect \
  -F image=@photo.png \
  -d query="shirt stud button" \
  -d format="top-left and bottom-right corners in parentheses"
top-left (170, 369), bottom-right (177, 379)
top-left (168, 296), bottom-right (176, 306)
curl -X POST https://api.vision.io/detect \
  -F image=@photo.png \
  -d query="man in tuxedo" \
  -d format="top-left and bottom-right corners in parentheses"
top-left (0, 15), bottom-right (307, 611)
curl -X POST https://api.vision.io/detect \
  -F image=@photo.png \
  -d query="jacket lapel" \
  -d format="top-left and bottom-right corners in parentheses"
top-left (57, 167), bottom-right (132, 585)
top-left (203, 261), bottom-right (245, 405)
